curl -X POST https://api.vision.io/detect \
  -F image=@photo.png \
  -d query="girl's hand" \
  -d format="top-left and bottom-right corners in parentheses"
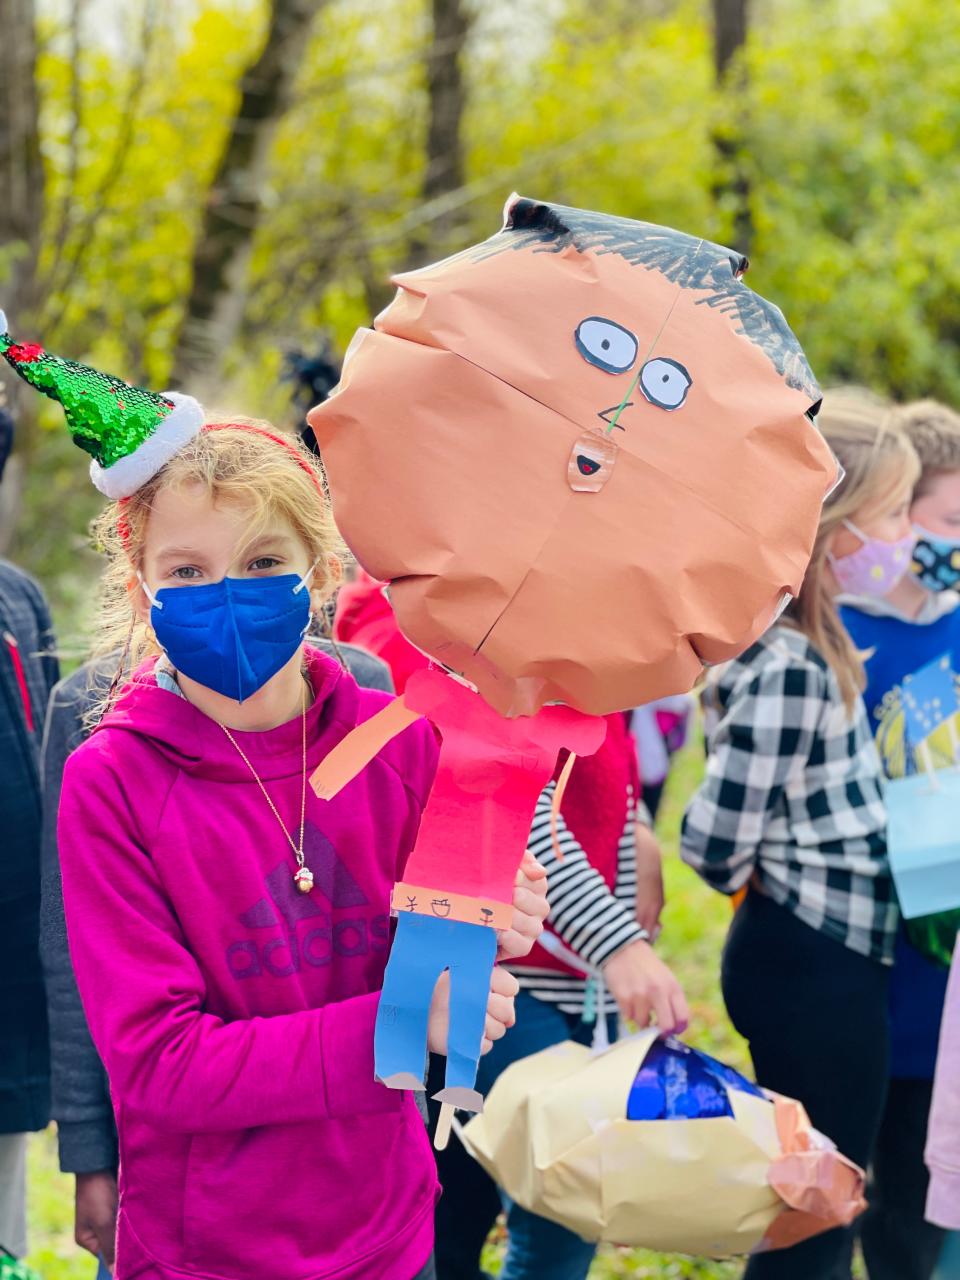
top-left (602, 939), bottom-right (689, 1036)
top-left (427, 965), bottom-right (519, 1056)
top-left (496, 855), bottom-right (550, 962)
top-left (635, 822), bottom-right (666, 940)
top-left (75, 1170), bottom-right (118, 1269)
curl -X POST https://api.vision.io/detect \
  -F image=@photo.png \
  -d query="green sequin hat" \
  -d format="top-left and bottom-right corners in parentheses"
top-left (0, 310), bottom-right (203, 499)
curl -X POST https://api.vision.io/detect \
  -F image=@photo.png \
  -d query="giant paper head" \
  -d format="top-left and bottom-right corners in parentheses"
top-left (309, 196), bottom-right (837, 716)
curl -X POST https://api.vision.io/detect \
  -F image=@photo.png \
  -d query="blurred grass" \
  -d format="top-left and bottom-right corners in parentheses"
top-left (26, 740), bottom-right (745, 1279)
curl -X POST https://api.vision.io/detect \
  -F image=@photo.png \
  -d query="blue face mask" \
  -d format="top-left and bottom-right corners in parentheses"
top-left (141, 567), bottom-right (316, 702)
top-left (911, 526), bottom-right (960, 593)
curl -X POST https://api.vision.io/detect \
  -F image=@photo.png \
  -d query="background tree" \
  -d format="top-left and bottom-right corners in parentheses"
top-left (171, 0), bottom-right (330, 392)
top-left (405, 0), bottom-right (473, 270)
top-left (711, 0), bottom-right (752, 256)
top-left (0, 0), bottom-right (44, 545)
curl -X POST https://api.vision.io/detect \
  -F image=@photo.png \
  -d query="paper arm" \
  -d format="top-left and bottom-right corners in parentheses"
top-left (310, 694), bottom-right (424, 800)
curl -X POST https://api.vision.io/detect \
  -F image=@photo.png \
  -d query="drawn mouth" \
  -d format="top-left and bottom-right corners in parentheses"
top-left (577, 454), bottom-right (601, 476)
top-left (598, 404), bottom-right (630, 430)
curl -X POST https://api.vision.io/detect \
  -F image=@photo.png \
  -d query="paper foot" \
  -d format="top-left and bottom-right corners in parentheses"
top-left (379, 1072), bottom-right (427, 1091)
top-left (433, 1085), bottom-right (483, 1113)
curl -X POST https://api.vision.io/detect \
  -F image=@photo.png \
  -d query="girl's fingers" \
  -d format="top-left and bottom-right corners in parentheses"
top-left (490, 966), bottom-right (520, 997)
top-left (480, 1036), bottom-right (493, 1055)
top-left (632, 994), bottom-right (652, 1029)
top-left (486, 992), bottom-right (516, 1027)
top-left (484, 1012), bottom-right (509, 1043)
top-left (512, 885), bottom-right (550, 925)
top-left (670, 986), bottom-right (691, 1036)
top-left (518, 851), bottom-right (547, 882)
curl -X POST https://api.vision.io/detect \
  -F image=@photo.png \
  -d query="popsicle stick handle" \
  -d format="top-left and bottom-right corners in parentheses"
top-left (435, 1102), bottom-right (455, 1150)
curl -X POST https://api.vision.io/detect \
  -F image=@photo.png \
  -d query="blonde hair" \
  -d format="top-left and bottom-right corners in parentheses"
top-left (88, 420), bottom-right (345, 721)
top-left (890, 399), bottom-right (960, 498)
top-left (788, 390), bottom-right (920, 709)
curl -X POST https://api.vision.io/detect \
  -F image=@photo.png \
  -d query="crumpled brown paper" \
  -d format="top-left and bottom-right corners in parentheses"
top-left (461, 1033), bottom-right (865, 1258)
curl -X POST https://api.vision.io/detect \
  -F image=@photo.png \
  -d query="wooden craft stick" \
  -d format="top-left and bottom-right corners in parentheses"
top-left (435, 1103), bottom-right (455, 1151)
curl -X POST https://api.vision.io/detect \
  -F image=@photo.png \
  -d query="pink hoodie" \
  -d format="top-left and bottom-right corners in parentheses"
top-left (926, 940), bottom-right (960, 1229)
top-left (58, 647), bottom-right (440, 1280)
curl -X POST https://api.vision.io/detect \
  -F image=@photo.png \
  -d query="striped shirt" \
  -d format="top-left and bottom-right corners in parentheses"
top-left (509, 783), bottom-right (648, 1015)
top-left (681, 625), bottom-right (898, 964)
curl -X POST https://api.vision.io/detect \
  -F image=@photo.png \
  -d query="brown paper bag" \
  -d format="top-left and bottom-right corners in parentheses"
top-left (460, 1034), bottom-right (865, 1258)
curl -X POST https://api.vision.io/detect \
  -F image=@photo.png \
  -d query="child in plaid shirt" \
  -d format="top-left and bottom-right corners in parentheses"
top-left (841, 399), bottom-right (960, 1280)
top-left (682, 394), bottom-right (919, 1280)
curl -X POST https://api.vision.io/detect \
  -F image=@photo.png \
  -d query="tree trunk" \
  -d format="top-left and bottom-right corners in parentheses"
top-left (0, 0), bottom-right (44, 325)
top-left (406, 0), bottom-right (471, 270)
top-left (0, 0), bottom-right (44, 551)
top-left (711, 0), bottom-right (752, 258)
top-left (712, 0), bottom-right (747, 80)
top-left (170, 0), bottom-right (327, 392)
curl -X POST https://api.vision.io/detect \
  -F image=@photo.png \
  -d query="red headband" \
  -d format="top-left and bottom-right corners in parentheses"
top-left (116, 421), bottom-right (324, 548)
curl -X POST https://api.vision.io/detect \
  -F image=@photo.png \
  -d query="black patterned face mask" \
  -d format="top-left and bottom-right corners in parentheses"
top-left (912, 528), bottom-right (960, 592)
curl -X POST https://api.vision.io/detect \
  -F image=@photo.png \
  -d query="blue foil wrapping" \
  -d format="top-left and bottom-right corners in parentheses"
top-left (626, 1037), bottom-right (764, 1121)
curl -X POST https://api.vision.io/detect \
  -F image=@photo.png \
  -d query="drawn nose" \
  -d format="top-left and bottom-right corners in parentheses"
top-left (598, 403), bottom-right (631, 431)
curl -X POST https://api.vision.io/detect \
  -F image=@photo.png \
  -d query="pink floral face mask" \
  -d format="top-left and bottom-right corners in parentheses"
top-left (829, 520), bottom-right (916, 597)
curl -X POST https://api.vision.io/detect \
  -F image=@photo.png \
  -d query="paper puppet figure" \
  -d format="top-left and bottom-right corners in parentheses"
top-left (308, 196), bottom-right (835, 1112)
top-left (314, 666), bottom-right (606, 1110)
top-left (462, 1033), bottom-right (867, 1257)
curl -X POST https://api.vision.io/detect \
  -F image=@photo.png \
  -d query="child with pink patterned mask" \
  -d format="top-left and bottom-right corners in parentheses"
top-left (829, 477), bottom-right (916, 598)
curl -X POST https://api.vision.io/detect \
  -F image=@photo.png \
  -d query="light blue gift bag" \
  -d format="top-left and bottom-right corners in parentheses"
top-left (886, 769), bottom-right (960, 920)
top-left (884, 652), bottom-right (960, 920)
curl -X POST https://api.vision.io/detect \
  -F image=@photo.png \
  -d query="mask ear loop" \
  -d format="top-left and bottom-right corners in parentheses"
top-left (137, 570), bottom-right (163, 610)
top-left (827, 520), bottom-right (868, 573)
top-left (840, 519), bottom-right (871, 545)
top-left (295, 560), bottom-right (350, 674)
top-left (294, 560), bottom-right (320, 640)
top-left (293, 559), bottom-right (320, 594)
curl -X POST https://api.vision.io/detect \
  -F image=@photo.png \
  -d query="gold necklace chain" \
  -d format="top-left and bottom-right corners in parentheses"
top-left (219, 682), bottom-right (314, 893)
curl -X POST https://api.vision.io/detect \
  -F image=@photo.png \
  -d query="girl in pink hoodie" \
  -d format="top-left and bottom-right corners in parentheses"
top-left (56, 421), bottom-right (541, 1280)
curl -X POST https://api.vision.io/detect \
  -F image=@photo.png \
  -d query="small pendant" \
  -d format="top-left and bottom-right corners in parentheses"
top-left (294, 866), bottom-right (315, 894)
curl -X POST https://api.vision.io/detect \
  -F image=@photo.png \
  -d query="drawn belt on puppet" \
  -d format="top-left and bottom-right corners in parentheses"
top-left (391, 883), bottom-right (512, 930)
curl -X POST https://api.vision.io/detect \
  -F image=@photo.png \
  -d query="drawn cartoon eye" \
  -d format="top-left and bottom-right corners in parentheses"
top-left (638, 358), bottom-right (691, 411)
top-left (574, 317), bottom-right (638, 374)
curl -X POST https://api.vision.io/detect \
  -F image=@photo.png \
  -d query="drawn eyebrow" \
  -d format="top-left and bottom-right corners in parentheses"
top-left (467, 199), bottom-right (820, 402)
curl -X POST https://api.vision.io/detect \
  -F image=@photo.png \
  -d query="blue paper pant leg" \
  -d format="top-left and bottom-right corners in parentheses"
top-left (375, 912), bottom-right (498, 1108)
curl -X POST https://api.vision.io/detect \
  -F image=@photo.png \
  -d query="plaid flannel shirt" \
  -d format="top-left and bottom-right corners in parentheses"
top-left (681, 625), bottom-right (898, 964)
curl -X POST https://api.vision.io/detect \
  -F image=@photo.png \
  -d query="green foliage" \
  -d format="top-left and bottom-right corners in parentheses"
top-left (745, 0), bottom-right (960, 402)
top-left (10, 0), bottom-right (960, 628)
